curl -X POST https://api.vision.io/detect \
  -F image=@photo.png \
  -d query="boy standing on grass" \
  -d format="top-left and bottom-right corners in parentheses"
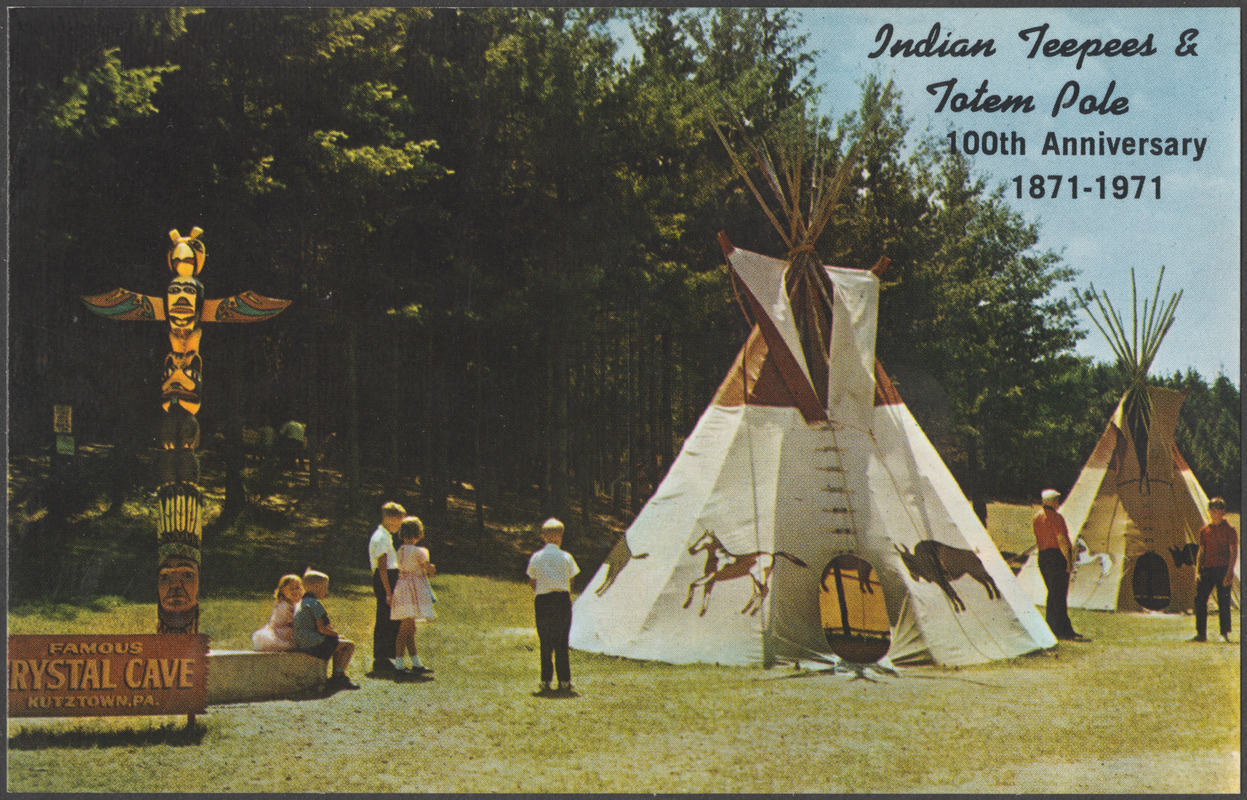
top-left (527, 518), bottom-right (579, 695)
top-left (1191, 497), bottom-right (1238, 643)
top-left (294, 569), bottom-right (360, 691)
top-left (369, 501), bottom-right (405, 675)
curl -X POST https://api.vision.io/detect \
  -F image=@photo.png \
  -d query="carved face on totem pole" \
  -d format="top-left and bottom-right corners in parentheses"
top-left (157, 555), bottom-right (200, 634)
top-left (165, 276), bottom-right (203, 333)
top-left (82, 226), bottom-right (290, 634)
top-left (158, 560), bottom-right (198, 612)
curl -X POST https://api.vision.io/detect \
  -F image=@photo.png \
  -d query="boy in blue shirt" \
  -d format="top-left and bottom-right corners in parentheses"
top-left (294, 569), bottom-right (359, 691)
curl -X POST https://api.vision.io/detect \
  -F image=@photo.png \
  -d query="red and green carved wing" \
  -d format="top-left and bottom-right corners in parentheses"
top-left (82, 288), bottom-right (165, 321)
top-left (203, 291), bottom-right (291, 323)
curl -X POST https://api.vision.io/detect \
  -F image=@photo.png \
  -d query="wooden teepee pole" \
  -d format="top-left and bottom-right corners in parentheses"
top-left (1076, 267), bottom-right (1182, 488)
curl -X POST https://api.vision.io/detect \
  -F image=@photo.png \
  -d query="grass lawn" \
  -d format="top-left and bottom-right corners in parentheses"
top-left (7, 574), bottom-right (1240, 794)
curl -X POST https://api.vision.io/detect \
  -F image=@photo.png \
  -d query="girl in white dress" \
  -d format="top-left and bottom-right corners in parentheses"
top-left (252, 574), bottom-right (304, 651)
top-left (390, 516), bottom-right (436, 672)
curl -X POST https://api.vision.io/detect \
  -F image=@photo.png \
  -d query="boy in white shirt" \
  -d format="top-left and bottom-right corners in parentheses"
top-left (526, 518), bottom-right (579, 694)
top-left (368, 501), bottom-right (405, 674)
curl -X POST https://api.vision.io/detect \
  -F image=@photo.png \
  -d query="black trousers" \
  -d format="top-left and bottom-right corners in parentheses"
top-left (373, 567), bottom-right (400, 665)
top-left (1038, 548), bottom-right (1075, 637)
top-left (1194, 565), bottom-right (1232, 638)
top-left (535, 591), bottom-right (572, 684)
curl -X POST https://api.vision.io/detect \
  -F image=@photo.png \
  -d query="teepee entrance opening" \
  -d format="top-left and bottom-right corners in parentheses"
top-left (1131, 550), bottom-right (1171, 610)
top-left (819, 555), bottom-right (890, 663)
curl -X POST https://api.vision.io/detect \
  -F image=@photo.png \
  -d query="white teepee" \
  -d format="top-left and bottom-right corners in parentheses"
top-left (569, 238), bottom-right (1056, 667)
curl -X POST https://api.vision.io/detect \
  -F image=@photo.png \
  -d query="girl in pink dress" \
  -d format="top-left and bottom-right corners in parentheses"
top-left (390, 516), bottom-right (436, 673)
top-left (252, 574), bottom-right (304, 651)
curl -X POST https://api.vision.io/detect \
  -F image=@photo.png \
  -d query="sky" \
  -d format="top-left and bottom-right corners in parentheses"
top-left (620, 7), bottom-right (1241, 383)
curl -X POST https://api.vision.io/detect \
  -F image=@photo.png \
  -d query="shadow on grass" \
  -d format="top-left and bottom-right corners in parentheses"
top-left (392, 672), bottom-right (436, 685)
top-left (209, 686), bottom-right (340, 706)
top-left (365, 669), bottom-right (435, 685)
top-left (771, 662), bottom-right (1007, 687)
top-left (8, 720), bottom-right (207, 750)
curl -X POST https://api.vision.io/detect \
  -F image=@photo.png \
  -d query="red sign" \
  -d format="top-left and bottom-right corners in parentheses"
top-left (7, 634), bottom-right (209, 718)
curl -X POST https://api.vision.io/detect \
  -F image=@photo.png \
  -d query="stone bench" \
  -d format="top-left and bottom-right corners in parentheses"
top-left (206, 650), bottom-right (326, 705)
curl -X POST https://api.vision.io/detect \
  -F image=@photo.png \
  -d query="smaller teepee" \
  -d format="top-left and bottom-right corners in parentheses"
top-left (1018, 269), bottom-right (1239, 612)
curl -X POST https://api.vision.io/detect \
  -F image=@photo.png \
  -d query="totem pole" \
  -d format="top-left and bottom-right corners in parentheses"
top-left (83, 228), bottom-right (290, 633)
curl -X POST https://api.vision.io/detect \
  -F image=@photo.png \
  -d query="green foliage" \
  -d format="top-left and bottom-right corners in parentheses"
top-left (1157, 370), bottom-right (1243, 506)
top-left (825, 78), bottom-right (1085, 503)
top-left (8, 7), bottom-right (1240, 541)
top-left (37, 47), bottom-right (177, 136)
top-left (11, 9), bottom-right (192, 140)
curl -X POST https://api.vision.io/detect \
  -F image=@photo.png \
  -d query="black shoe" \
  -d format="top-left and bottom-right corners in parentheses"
top-left (1189, 634), bottom-right (1207, 642)
top-left (372, 660), bottom-right (396, 674)
top-left (327, 673), bottom-right (360, 691)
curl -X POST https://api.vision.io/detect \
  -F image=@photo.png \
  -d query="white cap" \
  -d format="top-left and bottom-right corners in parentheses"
top-left (1041, 489), bottom-right (1061, 506)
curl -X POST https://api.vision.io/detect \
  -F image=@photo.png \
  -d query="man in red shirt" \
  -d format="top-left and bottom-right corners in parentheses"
top-left (1033, 489), bottom-right (1086, 641)
top-left (1191, 497), bottom-right (1238, 643)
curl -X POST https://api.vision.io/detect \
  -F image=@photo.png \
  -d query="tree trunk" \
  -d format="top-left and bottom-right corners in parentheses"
top-left (424, 331), bottom-right (450, 526)
top-left (473, 322), bottom-right (486, 537)
top-left (539, 333), bottom-right (552, 515)
top-left (634, 335), bottom-right (653, 512)
top-left (624, 309), bottom-right (636, 516)
top-left (385, 322), bottom-right (402, 497)
top-left (967, 431), bottom-right (987, 525)
top-left (608, 326), bottom-right (622, 517)
top-left (578, 340), bottom-right (592, 527)
top-left (345, 322), bottom-right (362, 511)
top-left (551, 328), bottom-right (570, 522)
top-left (305, 246), bottom-right (322, 496)
top-left (659, 329), bottom-right (674, 474)
top-left (220, 413), bottom-right (246, 523)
